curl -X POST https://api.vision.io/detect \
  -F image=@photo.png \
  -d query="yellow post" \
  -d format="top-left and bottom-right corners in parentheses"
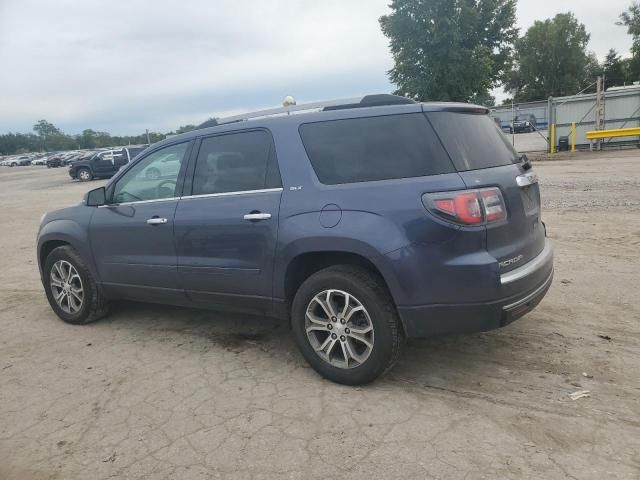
top-left (550, 124), bottom-right (556, 154)
top-left (571, 122), bottom-right (576, 152)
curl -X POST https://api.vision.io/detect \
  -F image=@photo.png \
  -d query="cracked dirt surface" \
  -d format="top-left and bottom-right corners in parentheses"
top-left (1, 152), bottom-right (639, 479)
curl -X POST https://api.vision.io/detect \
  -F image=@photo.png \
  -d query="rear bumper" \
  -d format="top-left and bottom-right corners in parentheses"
top-left (397, 241), bottom-right (554, 338)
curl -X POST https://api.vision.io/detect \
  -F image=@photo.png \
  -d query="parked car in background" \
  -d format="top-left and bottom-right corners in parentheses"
top-left (64, 153), bottom-right (87, 165)
top-left (47, 154), bottom-right (64, 168)
top-left (38, 94), bottom-right (553, 385)
top-left (512, 114), bottom-right (537, 133)
top-left (68, 146), bottom-right (147, 181)
top-left (31, 156), bottom-right (48, 165)
top-left (3, 155), bottom-right (32, 166)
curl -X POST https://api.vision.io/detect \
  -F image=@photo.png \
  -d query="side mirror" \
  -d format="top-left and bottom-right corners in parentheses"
top-left (85, 187), bottom-right (106, 207)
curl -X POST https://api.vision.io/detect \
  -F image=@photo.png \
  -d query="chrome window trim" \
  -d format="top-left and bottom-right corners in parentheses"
top-left (97, 187), bottom-right (284, 207)
top-left (180, 187), bottom-right (283, 201)
top-left (98, 197), bottom-right (180, 208)
top-left (501, 240), bottom-right (554, 285)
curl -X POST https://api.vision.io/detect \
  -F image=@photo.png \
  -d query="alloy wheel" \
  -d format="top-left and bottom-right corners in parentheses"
top-left (50, 260), bottom-right (84, 314)
top-left (305, 289), bottom-right (374, 369)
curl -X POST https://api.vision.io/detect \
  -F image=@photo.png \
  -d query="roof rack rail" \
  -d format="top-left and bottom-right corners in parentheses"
top-left (215, 94), bottom-right (416, 126)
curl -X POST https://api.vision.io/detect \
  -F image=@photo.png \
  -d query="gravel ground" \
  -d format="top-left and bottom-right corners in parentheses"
top-left (0, 152), bottom-right (639, 479)
top-left (510, 129), bottom-right (549, 153)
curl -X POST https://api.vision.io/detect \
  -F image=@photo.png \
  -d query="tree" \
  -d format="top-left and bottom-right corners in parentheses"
top-left (619, 1), bottom-right (640, 37)
top-left (1, 123), bottom-right (170, 155)
top-left (505, 13), bottom-right (594, 102)
top-left (33, 120), bottom-right (60, 138)
top-left (33, 120), bottom-right (61, 150)
top-left (603, 49), bottom-right (629, 86)
top-left (470, 91), bottom-right (496, 107)
top-left (175, 124), bottom-right (197, 134)
top-left (379, 0), bottom-right (518, 102)
top-left (617, 2), bottom-right (640, 82)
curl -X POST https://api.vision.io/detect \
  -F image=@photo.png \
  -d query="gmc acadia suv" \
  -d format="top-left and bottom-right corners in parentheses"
top-left (37, 94), bottom-right (554, 385)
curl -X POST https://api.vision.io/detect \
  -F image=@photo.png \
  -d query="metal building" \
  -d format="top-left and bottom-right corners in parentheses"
top-left (549, 86), bottom-right (640, 150)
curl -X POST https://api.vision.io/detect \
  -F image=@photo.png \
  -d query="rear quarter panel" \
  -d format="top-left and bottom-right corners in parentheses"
top-left (269, 118), bottom-right (468, 303)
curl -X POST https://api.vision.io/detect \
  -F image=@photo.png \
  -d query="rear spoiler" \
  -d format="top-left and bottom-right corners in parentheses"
top-left (421, 103), bottom-right (489, 115)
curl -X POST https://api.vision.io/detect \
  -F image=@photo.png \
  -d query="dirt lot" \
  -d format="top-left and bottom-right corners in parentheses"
top-left (1, 153), bottom-right (639, 479)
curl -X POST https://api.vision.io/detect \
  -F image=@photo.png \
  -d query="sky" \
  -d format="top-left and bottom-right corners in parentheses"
top-left (0, 0), bottom-right (634, 135)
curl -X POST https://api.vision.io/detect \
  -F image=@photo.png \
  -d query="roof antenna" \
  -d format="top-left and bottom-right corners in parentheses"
top-left (283, 96), bottom-right (296, 115)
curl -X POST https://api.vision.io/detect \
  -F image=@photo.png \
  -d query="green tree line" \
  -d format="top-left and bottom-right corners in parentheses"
top-left (0, 120), bottom-right (203, 155)
top-left (381, 1), bottom-right (640, 104)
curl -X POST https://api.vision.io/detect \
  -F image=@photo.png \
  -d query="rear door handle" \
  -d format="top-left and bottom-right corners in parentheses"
top-left (146, 217), bottom-right (168, 225)
top-left (243, 213), bottom-right (272, 221)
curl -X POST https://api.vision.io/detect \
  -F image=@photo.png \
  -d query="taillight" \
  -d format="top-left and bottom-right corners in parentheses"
top-left (422, 188), bottom-right (506, 226)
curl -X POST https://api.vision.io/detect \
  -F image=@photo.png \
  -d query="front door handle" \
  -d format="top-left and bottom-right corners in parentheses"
top-left (147, 217), bottom-right (168, 225)
top-left (243, 212), bottom-right (272, 221)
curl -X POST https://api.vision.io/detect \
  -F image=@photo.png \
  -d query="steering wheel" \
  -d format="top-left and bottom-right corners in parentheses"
top-left (157, 179), bottom-right (177, 197)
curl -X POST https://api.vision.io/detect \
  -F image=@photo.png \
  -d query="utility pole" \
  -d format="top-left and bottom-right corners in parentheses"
top-left (511, 100), bottom-right (515, 146)
top-left (595, 75), bottom-right (605, 151)
top-left (146, 129), bottom-right (151, 145)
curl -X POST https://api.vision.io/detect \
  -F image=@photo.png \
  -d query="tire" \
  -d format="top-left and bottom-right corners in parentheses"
top-left (10, 163), bottom-right (16, 167)
top-left (43, 245), bottom-right (109, 325)
top-left (291, 265), bottom-right (403, 385)
top-left (146, 167), bottom-right (161, 180)
top-left (77, 168), bottom-right (93, 182)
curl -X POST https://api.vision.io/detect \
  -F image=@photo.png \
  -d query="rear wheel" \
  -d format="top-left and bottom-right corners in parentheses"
top-left (77, 167), bottom-right (92, 181)
top-left (43, 246), bottom-right (108, 325)
top-left (291, 265), bottom-right (403, 385)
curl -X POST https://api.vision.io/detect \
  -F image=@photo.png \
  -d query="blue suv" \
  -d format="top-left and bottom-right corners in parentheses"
top-left (37, 94), bottom-right (553, 384)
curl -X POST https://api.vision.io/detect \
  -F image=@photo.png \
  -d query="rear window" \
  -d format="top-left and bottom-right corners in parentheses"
top-left (299, 113), bottom-right (455, 185)
top-left (426, 112), bottom-right (518, 171)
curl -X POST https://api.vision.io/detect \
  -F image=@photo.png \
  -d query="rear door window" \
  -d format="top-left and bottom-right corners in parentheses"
top-left (192, 130), bottom-right (281, 195)
top-left (299, 113), bottom-right (455, 185)
top-left (426, 112), bottom-right (519, 171)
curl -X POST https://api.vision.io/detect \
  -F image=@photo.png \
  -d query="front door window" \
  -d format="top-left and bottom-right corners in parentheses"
top-left (112, 142), bottom-right (189, 204)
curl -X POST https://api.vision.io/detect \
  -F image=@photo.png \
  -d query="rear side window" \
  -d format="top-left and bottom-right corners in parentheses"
top-left (299, 113), bottom-right (454, 185)
top-left (192, 130), bottom-right (281, 195)
top-left (426, 112), bottom-right (518, 171)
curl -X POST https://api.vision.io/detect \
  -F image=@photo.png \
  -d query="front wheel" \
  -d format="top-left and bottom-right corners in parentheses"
top-left (291, 265), bottom-right (403, 385)
top-left (77, 167), bottom-right (93, 181)
top-left (43, 245), bottom-right (109, 325)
